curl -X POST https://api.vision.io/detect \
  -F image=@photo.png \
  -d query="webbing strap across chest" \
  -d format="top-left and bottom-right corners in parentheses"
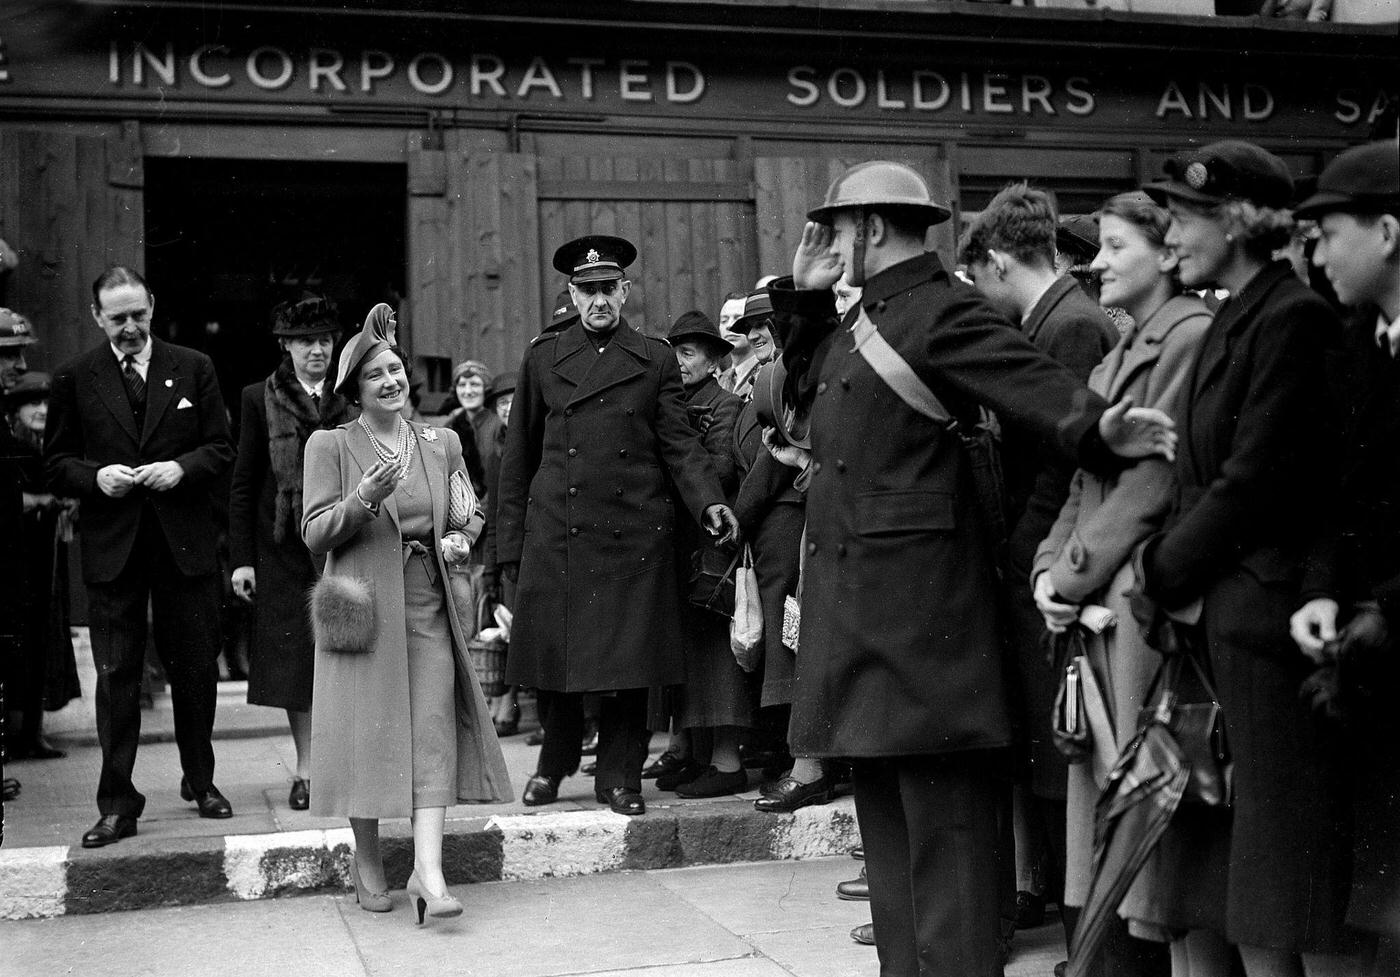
top-left (849, 307), bottom-right (953, 428)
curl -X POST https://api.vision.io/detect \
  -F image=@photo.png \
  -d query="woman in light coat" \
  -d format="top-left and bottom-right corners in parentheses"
top-left (302, 304), bottom-right (510, 925)
top-left (1032, 191), bottom-right (1210, 972)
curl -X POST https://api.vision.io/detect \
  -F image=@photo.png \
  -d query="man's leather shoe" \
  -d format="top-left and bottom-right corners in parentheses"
top-left (753, 775), bottom-right (833, 813)
top-left (641, 750), bottom-right (689, 779)
top-left (595, 786), bottom-right (645, 816)
top-left (675, 766), bottom-right (748, 798)
top-left (522, 773), bottom-right (562, 807)
top-left (180, 778), bottom-right (233, 819)
top-left (82, 814), bottom-right (137, 848)
top-left (850, 923), bottom-right (875, 945)
top-left (655, 760), bottom-right (707, 791)
top-left (288, 778), bottom-right (310, 811)
top-left (836, 866), bottom-right (869, 901)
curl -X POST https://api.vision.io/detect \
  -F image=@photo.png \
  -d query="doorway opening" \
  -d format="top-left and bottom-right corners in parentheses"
top-left (144, 157), bottom-right (405, 423)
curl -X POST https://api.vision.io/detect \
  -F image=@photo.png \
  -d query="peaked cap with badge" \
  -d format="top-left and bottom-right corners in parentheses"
top-left (552, 235), bottom-right (637, 284)
top-left (0, 307), bottom-right (37, 348)
top-left (1144, 140), bottom-right (1294, 210)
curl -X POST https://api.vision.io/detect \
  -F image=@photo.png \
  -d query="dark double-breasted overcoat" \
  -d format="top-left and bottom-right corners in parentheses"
top-left (1144, 261), bottom-right (1352, 951)
top-left (770, 253), bottom-right (1118, 759)
top-left (496, 318), bottom-right (724, 693)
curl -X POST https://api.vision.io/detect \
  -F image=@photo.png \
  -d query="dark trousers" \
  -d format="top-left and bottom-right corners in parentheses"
top-left (853, 754), bottom-right (1004, 977)
top-left (536, 688), bottom-right (650, 792)
top-left (88, 516), bottom-right (221, 818)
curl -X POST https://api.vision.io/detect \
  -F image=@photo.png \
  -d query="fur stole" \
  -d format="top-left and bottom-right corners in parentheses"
top-left (265, 358), bottom-right (354, 544)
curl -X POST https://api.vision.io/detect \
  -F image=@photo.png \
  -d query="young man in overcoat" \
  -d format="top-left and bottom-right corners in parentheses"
top-left (767, 162), bottom-right (1176, 977)
top-left (495, 235), bottom-right (739, 816)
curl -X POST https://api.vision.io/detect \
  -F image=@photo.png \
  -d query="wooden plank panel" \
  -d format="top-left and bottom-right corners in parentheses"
top-left (586, 157), bottom-right (617, 238)
top-left (634, 156), bottom-right (671, 339)
top-left (687, 158), bottom-right (720, 318)
top-left (537, 180), bottom-right (752, 202)
top-left (535, 153), bottom-right (566, 334)
top-left (561, 156), bottom-right (589, 244)
top-left (662, 156), bottom-right (692, 333)
top-left (611, 155), bottom-right (644, 338)
top-left (499, 153), bottom-right (541, 373)
top-left (714, 158), bottom-right (757, 291)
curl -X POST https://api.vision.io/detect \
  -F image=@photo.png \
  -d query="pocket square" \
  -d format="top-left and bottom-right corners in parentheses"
top-left (176, 397), bottom-right (193, 410)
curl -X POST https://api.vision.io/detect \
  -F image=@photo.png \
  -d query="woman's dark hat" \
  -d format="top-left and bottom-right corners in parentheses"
top-left (1294, 141), bottom-right (1400, 220)
top-left (552, 236), bottom-right (637, 284)
top-left (485, 371), bottom-right (517, 406)
top-left (1056, 214), bottom-right (1101, 263)
top-left (4, 370), bottom-right (50, 405)
top-left (1144, 141), bottom-right (1294, 210)
top-left (667, 311), bottom-right (733, 355)
top-left (731, 290), bottom-right (774, 335)
top-left (545, 289), bottom-right (579, 333)
top-left (333, 303), bottom-right (398, 396)
top-left (272, 293), bottom-right (340, 338)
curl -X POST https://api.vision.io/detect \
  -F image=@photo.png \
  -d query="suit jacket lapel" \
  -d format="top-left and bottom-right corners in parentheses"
top-left (140, 340), bottom-right (180, 446)
top-left (89, 349), bottom-right (140, 444)
top-left (345, 419), bottom-right (401, 533)
top-left (560, 319), bottom-right (649, 407)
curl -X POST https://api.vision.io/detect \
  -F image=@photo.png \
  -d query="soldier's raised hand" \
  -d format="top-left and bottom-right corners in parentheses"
top-left (793, 221), bottom-right (845, 291)
top-left (1098, 396), bottom-right (1177, 463)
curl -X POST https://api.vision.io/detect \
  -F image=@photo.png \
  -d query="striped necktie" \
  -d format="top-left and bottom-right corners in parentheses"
top-left (121, 354), bottom-right (147, 407)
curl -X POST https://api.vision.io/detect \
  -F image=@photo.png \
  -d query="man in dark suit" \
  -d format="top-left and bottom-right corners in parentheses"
top-left (958, 184), bottom-right (1119, 953)
top-left (769, 161), bottom-right (1174, 977)
top-left (1291, 140), bottom-right (1400, 964)
top-left (45, 266), bottom-right (235, 847)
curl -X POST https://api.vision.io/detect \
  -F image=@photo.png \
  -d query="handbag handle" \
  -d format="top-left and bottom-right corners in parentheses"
top-left (701, 545), bottom-right (746, 611)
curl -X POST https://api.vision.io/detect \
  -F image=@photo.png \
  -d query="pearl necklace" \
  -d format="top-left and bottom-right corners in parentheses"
top-left (359, 415), bottom-right (413, 480)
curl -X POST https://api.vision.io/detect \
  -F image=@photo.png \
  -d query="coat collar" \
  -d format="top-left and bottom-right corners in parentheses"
top-left (1189, 261), bottom-right (1296, 399)
top-left (683, 375), bottom-right (724, 406)
top-left (551, 317), bottom-right (649, 406)
top-left (1021, 276), bottom-right (1080, 343)
top-left (1100, 294), bottom-right (1210, 403)
top-left (860, 252), bottom-right (945, 309)
top-left (344, 416), bottom-right (404, 533)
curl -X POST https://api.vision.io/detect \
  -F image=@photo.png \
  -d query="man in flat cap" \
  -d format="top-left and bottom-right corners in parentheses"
top-left (497, 235), bottom-right (739, 816)
top-left (1291, 140), bottom-right (1400, 957)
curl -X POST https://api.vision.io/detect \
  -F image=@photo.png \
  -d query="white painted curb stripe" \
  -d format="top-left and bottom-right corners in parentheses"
top-left (224, 828), bottom-right (353, 900)
top-left (488, 810), bottom-right (630, 882)
top-left (0, 846), bottom-right (68, 920)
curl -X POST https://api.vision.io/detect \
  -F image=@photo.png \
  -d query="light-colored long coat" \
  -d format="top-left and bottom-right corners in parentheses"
top-left (301, 420), bottom-right (511, 819)
top-left (1031, 293), bottom-right (1210, 908)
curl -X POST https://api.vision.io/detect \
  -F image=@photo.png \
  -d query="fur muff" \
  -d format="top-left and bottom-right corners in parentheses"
top-left (309, 575), bottom-right (377, 654)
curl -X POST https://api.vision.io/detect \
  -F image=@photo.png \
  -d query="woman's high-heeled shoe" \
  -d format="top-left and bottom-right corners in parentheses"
top-left (350, 859), bottom-right (392, 913)
top-left (405, 870), bottom-right (462, 925)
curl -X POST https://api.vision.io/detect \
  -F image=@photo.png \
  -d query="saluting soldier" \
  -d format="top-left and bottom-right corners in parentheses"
top-left (767, 162), bottom-right (1177, 976)
top-left (496, 235), bottom-right (740, 816)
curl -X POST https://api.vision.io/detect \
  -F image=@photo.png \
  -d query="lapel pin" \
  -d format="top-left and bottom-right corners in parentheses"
top-left (421, 428), bottom-right (438, 442)
top-left (165, 379), bottom-right (173, 387)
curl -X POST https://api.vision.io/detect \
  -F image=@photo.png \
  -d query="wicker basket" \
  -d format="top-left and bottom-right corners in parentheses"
top-left (468, 594), bottom-right (508, 696)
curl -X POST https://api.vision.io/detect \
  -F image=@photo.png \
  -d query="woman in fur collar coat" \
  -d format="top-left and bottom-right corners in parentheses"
top-left (229, 295), bottom-right (355, 811)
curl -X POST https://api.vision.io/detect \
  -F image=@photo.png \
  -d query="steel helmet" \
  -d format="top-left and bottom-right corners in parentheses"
top-left (807, 161), bottom-right (952, 227)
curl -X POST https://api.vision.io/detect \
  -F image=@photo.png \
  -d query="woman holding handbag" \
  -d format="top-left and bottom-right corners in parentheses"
top-left (1135, 143), bottom-right (1358, 977)
top-left (302, 304), bottom-right (511, 925)
top-left (1032, 191), bottom-right (1210, 975)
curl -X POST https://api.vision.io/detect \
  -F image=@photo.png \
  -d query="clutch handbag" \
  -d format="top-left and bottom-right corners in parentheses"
top-left (448, 469), bottom-right (478, 532)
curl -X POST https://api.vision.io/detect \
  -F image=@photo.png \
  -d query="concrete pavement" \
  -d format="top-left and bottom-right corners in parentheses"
top-left (1, 857), bottom-right (1068, 977)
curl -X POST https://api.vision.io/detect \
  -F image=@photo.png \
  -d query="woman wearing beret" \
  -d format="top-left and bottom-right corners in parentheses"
top-left (1032, 192), bottom-right (1209, 974)
top-left (301, 304), bottom-right (510, 925)
top-left (1138, 142), bottom-right (1356, 976)
top-left (228, 295), bottom-right (355, 811)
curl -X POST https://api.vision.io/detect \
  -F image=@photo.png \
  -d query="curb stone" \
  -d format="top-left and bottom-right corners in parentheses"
top-left (0, 797), bottom-right (859, 920)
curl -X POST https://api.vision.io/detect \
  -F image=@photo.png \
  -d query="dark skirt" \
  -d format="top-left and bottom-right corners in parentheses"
top-left (247, 531), bottom-right (318, 712)
top-left (753, 501), bottom-right (803, 708)
top-left (678, 601), bottom-right (754, 729)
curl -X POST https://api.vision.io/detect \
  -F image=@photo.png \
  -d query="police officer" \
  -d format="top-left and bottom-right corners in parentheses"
top-left (768, 162), bottom-right (1176, 976)
top-left (1291, 139), bottom-right (1400, 962)
top-left (496, 235), bottom-right (740, 816)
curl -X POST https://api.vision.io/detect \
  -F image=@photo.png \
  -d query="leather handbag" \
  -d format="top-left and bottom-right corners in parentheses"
top-left (688, 541), bottom-right (743, 617)
top-left (1137, 649), bottom-right (1233, 807)
top-left (1051, 628), bottom-right (1093, 762)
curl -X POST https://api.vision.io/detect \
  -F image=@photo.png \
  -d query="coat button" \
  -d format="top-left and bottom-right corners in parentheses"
top-left (569, 487), bottom-right (578, 496)
top-left (570, 527), bottom-right (579, 537)
top-left (817, 381), bottom-right (828, 394)
top-left (837, 543), bottom-right (847, 557)
top-left (812, 461), bottom-right (822, 474)
top-left (627, 408), bottom-right (635, 416)
top-left (612, 530), bottom-right (622, 539)
top-left (836, 460), bottom-right (847, 473)
top-left (876, 300), bottom-right (887, 312)
top-left (615, 488), bottom-right (623, 496)
top-left (807, 541), bottom-right (818, 556)
top-left (565, 408), bottom-right (574, 417)
top-left (841, 378), bottom-right (851, 390)
top-left (618, 448), bottom-right (628, 458)
top-left (568, 448), bottom-right (578, 457)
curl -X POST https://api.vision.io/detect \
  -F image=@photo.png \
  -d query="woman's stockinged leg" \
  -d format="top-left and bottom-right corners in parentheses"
top-left (286, 709), bottom-right (311, 781)
top-left (411, 806), bottom-right (449, 895)
top-left (350, 817), bottom-right (386, 891)
top-left (1169, 929), bottom-right (1231, 977)
top-left (1239, 945), bottom-right (1304, 977)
